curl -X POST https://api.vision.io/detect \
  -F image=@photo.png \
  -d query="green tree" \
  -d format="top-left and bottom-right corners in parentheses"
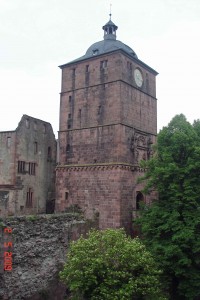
top-left (59, 228), bottom-right (164, 300)
top-left (137, 114), bottom-right (200, 299)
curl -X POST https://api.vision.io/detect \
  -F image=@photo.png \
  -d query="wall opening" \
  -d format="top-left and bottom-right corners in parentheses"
top-left (136, 191), bottom-right (144, 210)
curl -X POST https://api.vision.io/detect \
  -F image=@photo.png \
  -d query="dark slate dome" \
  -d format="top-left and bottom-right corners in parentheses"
top-left (84, 17), bottom-right (138, 59)
top-left (85, 39), bottom-right (137, 58)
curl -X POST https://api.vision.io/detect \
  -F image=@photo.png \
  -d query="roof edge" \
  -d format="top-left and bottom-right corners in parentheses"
top-left (59, 48), bottom-right (158, 75)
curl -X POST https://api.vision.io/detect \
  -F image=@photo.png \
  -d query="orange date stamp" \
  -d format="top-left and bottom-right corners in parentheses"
top-left (3, 227), bottom-right (12, 271)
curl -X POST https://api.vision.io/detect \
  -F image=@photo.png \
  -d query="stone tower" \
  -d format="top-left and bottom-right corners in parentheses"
top-left (56, 16), bottom-right (158, 233)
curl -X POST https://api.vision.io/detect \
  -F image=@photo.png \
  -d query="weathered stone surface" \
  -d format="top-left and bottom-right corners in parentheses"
top-left (56, 33), bottom-right (157, 232)
top-left (0, 213), bottom-right (97, 300)
top-left (0, 115), bottom-right (56, 217)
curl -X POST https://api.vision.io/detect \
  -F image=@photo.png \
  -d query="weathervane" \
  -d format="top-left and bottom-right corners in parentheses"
top-left (109, 3), bottom-right (112, 20)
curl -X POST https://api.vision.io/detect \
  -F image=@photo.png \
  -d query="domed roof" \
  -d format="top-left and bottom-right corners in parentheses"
top-left (84, 17), bottom-right (138, 59)
top-left (85, 39), bottom-right (137, 58)
top-left (61, 16), bottom-right (138, 66)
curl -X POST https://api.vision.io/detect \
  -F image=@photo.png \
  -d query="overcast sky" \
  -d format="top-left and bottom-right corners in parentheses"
top-left (1, 0), bottom-right (200, 137)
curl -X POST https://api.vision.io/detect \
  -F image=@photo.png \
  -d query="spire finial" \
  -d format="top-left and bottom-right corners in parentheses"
top-left (109, 3), bottom-right (112, 20)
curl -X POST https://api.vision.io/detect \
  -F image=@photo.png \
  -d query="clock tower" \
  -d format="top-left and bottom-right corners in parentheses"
top-left (55, 16), bottom-right (158, 233)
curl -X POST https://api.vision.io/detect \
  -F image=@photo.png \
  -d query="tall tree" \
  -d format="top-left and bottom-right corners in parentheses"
top-left (137, 114), bottom-right (200, 299)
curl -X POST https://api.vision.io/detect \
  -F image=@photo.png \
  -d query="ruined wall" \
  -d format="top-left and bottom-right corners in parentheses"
top-left (0, 115), bottom-right (57, 217)
top-left (0, 131), bottom-right (16, 186)
top-left (0, 213), bottom-right (97, 300)
top-left (15, 115), bottom-right (57, 215)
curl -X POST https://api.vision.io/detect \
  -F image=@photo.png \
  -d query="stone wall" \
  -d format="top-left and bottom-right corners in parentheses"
top-left (0, 213), bottom-right (97, 300)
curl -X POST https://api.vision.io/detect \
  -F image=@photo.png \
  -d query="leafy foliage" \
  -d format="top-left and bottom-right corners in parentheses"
top-left (60, 228), bottom-right (165, 300)
top-left (137, 114), bottom-right (200, 299)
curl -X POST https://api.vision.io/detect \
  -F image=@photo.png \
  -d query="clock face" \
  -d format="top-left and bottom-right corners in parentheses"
top-left (134, 69), bottom-right (143, 87)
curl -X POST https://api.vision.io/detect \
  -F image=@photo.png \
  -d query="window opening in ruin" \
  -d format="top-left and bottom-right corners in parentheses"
top-left (7, 137), bottom-right (11, 148)
top-left (47, 147), bottom-right (52, 160)
top-left (69, 95), bottom-right (72, 102)
top-left (68, 113), bottom-right (71, 119)
top-left (26, 188), bottom-right (33, 207)
top-left (25, 119), bottom-right (30, 128)
top-left (68, 124), bottom-right (71, 129)
top-left (66, 144), bottom-right (70, 152)
top-left (34, 142), bottom-right (38, 154)
top-left (136, 191), bottom-right (144, 210)
top-left (43, 124), bottom-right (47, 133)
top-left (28, 162), bottom-right (36, 175)
top-left (34, 121), bottom-right (37, 130)
top-left (18, 161), bottom-right (26, 173)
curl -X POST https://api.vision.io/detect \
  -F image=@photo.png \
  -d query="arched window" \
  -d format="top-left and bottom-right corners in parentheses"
top-left (136, 191), bottom-right (144, 210)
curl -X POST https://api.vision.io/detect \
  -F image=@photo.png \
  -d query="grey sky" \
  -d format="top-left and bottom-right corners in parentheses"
top-left (1, 0), bottom-right (200, 136)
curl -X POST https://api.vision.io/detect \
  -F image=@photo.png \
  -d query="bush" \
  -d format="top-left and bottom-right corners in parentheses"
top-left (60, 228), bottom-right (165, 300)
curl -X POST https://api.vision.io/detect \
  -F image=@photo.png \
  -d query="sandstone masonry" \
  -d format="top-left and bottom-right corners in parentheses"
top-left (0, 115), bottom-right (56, 217)
top-left (56, 18), bottom-right (158, 233)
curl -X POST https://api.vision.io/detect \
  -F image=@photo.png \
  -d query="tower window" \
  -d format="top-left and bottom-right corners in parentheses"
top-left (127, 61), bottom-right (132, 70)
top-left (68, 124), bottom-right (71, 129)
top-left (136, 192), bottom-right (144, 210)
top-left (100, 60), bottom-right (107, 69)
top-left (68, 113), bottom-right (71, 119)
top-left (85, 65), bottom-right (89, 72)
top-left (69, 95), bottom-right (72, 102)
top-left (98, 105), bottom-right (102, 115)
top-left (66, 144), bottom-right (70, 152)
top-left (72, 68), bottom-right (76, 77)
top-left (65, 191), bottom-right (69, 200)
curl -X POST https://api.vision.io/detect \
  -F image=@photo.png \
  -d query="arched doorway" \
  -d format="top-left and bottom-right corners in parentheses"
top-left (136, 191), bottom-right (144, 210)
top-left (132, 191), bottom-right (144, 237)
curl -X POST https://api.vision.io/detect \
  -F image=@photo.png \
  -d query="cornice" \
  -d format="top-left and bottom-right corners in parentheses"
top-left (56, 162), bottom-right (146, 172)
